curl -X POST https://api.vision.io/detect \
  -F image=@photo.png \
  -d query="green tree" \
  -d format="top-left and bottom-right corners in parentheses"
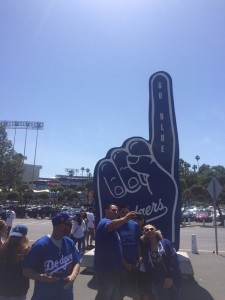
top-left (63, 189), bottom-right (74, 198)
top-left (16, 183), bottom-right (30, 206)
top-left (7, 190), bottom-right (19, 201)
top-left (198, 164), bottom-right (211, 174)
top-left (67, 169), bottom-right (74, 177)
top-left (64, 190), bottom-right (79, 206)
top-left (51, 186), bottom-right (64, 193)
top-left (218, 188), bottom-right (225, 205)
top-left (179, 159), bottom-right (191, 177)
top-left (185, 172), bottom-right (199, 188)
top-left (192, 165), bottom-right (197, 173)
top-left (195, 155), bottom-right (200, 169)
top-left (69, 191), bottom-right (78, 201)
top-left (190, 185), bottom-right (203, 202)
top-left (181, 188), bottom-right (191, 206)
top-left (219, 176), bottom-right (225, 186)
top-left (85, 180), bottom-right (94, 192)
top-left (16, 184), bottom-right (29, 193)
top-left (211, 165), bottom-right (225, 177)
top-left (75, 185), bottom-right (85, 192)
top-left (179, 157), bottom-right (225, 208)
top-left (57, 186), bottom-right (64, 192)
top-left (22, 190), bottom-right (34, 203)
top-left (80, 167), bottom-right (85, 176)
top-left (36, 192), bottom-right (49, 203)
top-left (0, 125), bottom-right (24, 190)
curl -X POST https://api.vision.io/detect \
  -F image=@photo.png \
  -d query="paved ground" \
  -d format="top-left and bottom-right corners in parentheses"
top-left (16, 219), bottom-right (225, 300)
top-left (27, 251), bottom-right (225, 300)
top-left (180, 251), bottom-right (225, 300)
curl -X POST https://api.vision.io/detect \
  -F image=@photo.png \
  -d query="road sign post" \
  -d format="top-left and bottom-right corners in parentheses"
top-left (207, 176), bottom-right (223, 254)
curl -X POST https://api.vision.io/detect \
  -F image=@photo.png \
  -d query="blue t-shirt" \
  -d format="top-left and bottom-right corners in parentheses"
top-left (117, 220), bottom-right (140, 262)
top-left (23, 235), bottom-right (81, 300)
top-left (94, 218), bottom-right (123, 273)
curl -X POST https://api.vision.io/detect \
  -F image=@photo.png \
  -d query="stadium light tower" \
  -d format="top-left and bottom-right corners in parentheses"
top-left (0, 120), bottom-right (44, 184)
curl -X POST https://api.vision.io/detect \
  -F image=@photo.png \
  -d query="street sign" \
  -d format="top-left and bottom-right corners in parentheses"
top-left (207, 176), bottom-right (222, 201)
top-left (207, 176), bottom-right (222, 255)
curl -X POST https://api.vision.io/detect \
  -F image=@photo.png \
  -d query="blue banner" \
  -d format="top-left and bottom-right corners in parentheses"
top-left (94, 71), bottom-right (181, 250)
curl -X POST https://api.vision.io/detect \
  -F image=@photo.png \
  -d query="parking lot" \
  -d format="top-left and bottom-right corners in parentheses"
top-left (181, 205), bottom-right (225, 224)
top-left (12, 216), bottom-right (225, 252)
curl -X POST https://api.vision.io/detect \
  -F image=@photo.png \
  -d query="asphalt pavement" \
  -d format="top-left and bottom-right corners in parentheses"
top-left (178, 223), bottom-right (225, 300)
top-left (15, 219), bottom-right (225, 300)
top-left (179, 251), bottom-right (225, 300)
top-left (27, 251), bottom-right (225, 300)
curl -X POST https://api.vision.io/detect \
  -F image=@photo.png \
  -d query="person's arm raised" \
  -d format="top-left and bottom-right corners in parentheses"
top-left (107, 211), bottom-right (136, 232)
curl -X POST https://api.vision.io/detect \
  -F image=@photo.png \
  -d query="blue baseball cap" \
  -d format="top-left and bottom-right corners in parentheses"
top-left (10, 224), bottom-right (28, 237)
top-left (52, 212), bottom-right (74, 227)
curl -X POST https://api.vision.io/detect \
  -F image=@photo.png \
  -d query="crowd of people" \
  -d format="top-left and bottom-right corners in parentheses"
top-left (0, 204), bottom-right (182, 300)
top-left (94, 203), bottom-right (182, 300)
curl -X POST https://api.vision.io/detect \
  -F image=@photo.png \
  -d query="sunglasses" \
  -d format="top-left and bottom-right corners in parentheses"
top-left (145, 227), bottom-right (156, 232)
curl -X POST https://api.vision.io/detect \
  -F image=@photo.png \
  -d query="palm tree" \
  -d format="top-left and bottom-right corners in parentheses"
top-left (192, 165), bottom-right (197, 173)
top-left (86, 168), bottom-right (90, 177)
top-left (195, 155), bottom-right (200, 169)
top-left (81, 167), bottom-right (85, 177)
top-left (67, 169), bottom-right (74, 177)
top-left (184, 162), bottom-right (191, 174)
top-left (179, 159), bottom-right (189, 175)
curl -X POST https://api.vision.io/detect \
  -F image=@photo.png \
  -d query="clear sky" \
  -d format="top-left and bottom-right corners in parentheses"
top-left (1, 0), bottom-right (225, 178)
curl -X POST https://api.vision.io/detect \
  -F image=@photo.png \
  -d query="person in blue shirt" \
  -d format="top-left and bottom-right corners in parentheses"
top-left (140, 224), bottom-right (182, 300)
top-left (23, 212), bottom-right (81, 300)
top-left (94, 203), bottom-right (137, 300)
top-left (117, 204), bottom-right (142, 299)
top-left (0, 224), bottom-right (30, 300)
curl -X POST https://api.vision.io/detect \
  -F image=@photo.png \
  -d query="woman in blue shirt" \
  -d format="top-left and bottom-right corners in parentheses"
top-left (140, 224), bottom-right (182, 300)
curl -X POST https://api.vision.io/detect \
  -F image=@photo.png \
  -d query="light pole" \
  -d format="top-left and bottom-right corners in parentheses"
top-left (0, 120), bottom-right (44, 187)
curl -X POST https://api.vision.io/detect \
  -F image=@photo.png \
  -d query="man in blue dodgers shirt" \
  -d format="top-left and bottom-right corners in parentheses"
top-left (23, 212), bottom-right (81, 300)
top-left (94, 203), bottom-right (137, 300)
top-left (118, 204), bottom-right (142, 299)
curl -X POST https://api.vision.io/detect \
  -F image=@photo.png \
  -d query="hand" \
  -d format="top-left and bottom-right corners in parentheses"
top-left (124, 211), bottom-right (138, 222)
top-left (63, 263), bottom-right (80, 289)
top-left (94, 72), bottom-right (181, 248)
top-left (63, 274), bottom-right (76, 289)
top-left (163, 277), bottom-right (173, 289)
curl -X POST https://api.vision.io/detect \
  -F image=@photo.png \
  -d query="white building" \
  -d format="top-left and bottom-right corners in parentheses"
top-left (22, 164), bottom-right (42, 184)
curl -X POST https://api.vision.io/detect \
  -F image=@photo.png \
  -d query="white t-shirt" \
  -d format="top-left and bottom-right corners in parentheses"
top-left (71, 220), bottom-right (86, 238)
top-left (86, 212), bottom-right (95, 228)
top-left (5, 210), bottom-right (16, 227)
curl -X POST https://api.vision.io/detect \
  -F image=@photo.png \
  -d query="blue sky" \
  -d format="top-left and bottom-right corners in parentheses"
top-left (1, 0), bottom-right (225, 178)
